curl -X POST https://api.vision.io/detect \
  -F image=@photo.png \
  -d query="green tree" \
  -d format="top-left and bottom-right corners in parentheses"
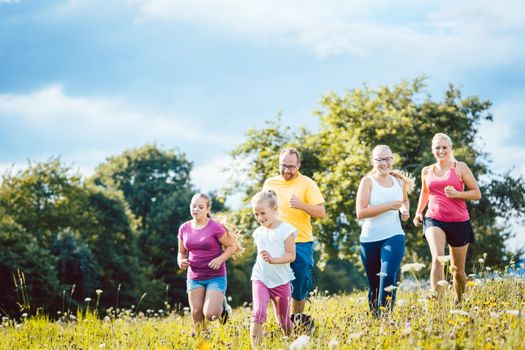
top-left (229, 78), bottom-right (525, 273)
top-left (90, 144), bottom-right (194, 307)
top-left (0, 159), bottom-right (147, 312)
top-left (0, 213), bottom-right (61, 317)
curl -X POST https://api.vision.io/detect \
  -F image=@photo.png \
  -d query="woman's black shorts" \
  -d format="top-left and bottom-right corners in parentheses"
top-left (423, 217), bottom-right (475, 247)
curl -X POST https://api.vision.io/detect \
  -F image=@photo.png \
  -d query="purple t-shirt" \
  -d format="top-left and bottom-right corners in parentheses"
top-left (178, 219), bottom-right (227, 280)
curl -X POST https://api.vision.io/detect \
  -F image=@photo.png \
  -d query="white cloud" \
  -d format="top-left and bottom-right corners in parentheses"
top-left (478, 100), bottom-right (525, 179)
top-left (131, 0), bottom-right (525, 63)
top-left (191, 155), bottom-right (233, 193)
top-left (0, 84), bottom-right (229, 147)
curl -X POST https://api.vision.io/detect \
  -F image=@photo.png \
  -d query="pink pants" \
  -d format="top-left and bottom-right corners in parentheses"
top-left (251, 280), bottom-right (292, 331)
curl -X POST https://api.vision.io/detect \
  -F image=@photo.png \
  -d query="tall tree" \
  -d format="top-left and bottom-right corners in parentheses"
top-left (0, 159), bottom-right (146, 312)
top-left (90, 144), bottom-right (194, 306)
top-left (230, 78), bottom-right (525, 268)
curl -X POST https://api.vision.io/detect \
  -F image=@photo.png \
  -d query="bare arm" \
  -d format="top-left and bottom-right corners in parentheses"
top-left (294, 200), bottom-right (326, 218)
top-left (177, 239), bottom-right (189, 270)
top-left (399, 180), bottom-right (410, 221)
top-left (444, 162), bottom-right (481, 200)
top-left (413, 167), bottom-right (429, 227)
top-left (356, 177), bottom-right (403, 220)
top-left (208, 231), bottom-right (236, 270)
top-left (260, 233), bottom-right (296, 264)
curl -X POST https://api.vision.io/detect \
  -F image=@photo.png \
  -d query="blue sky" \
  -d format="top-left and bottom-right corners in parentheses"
top-left (1, 0), bottom-right (524, 250)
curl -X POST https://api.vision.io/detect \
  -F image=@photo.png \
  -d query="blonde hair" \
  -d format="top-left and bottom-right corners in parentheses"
top-left (432, 133), bottom-right (453, 147)
top-left (370, 145), bottom-right (415, 193)
top-left (251, 189), bottom-right (279, 209)
top-left (431, 133), bottom-right (456, 161)
top-left (191, 193), bottom-right (245, 257)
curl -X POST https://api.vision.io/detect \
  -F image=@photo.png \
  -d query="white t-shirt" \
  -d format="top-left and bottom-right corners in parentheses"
top-left (251, 222), bottom-right (297, 288)
top-left (360, 175), bottom-right (405, 243)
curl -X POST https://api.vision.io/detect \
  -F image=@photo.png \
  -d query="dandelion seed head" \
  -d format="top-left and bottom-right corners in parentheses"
top-left (401, 263), bottom-right (425, 273)
top-left (327, 338), bottom-right (339, 349)
top-left (437, 255), bottom-right (451, 264)
top-left (505, 310), bottom-right (521, 317)
top-left (437, 280), bottom-right (449, 287)
top-left (449, 309), bottom-right (469, 316)
top-left (384, 285), bottom-right (396, 293)
top-left (290, 335), bottom-right (310, 350)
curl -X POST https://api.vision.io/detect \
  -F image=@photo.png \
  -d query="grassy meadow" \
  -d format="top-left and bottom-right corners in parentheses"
top-left (1, 263), bottom-right (524, 350)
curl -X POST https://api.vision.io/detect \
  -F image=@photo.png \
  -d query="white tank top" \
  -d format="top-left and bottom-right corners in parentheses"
top-left (360, 175), bottom-right (405, 243)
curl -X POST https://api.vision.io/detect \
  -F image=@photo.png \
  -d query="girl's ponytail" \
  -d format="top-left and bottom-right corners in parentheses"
top-left (390, 169), bottom-right (415, 193)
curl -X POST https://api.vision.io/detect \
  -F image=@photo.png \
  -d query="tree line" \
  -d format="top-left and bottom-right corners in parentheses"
top-left (1, 78), bottom-right (524, 317)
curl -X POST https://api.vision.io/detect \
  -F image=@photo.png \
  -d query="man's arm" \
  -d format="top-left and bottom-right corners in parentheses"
top-left (289, 193), bottom-right (325, 218)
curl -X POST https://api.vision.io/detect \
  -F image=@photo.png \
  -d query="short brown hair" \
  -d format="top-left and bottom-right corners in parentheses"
top-left (279, 147), bottom-right (301, 163)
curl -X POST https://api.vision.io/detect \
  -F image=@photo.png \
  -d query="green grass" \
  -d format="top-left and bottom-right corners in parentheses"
top-left (1, 275), bottom-right (524, 349)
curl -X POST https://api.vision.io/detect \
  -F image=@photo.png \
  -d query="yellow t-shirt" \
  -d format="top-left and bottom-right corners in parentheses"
top-left (263, 173), bottom-right (324, 243)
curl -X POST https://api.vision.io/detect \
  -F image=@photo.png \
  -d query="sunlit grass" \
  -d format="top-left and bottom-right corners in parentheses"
top-left (1, 268), bottom-right (524, 349)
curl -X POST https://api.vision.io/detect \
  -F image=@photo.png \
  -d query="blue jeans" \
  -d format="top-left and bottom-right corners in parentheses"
top-left (360, 235), bottom-right (405, 313)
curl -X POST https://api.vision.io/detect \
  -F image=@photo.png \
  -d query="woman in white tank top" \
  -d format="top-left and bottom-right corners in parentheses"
top-left (356, 145), bottom-right (414, 315)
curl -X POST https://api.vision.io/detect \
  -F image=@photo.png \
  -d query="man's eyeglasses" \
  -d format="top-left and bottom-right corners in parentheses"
top-left (280, 163), bottom-right (298, 170)
top-left (374, 157), bottom-right (393, 163)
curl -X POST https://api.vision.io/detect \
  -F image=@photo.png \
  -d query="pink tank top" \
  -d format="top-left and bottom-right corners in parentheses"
top-left (425, 162), bottom-right (469, 222)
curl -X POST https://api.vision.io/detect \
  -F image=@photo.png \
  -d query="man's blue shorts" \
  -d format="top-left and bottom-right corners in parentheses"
top-left (186, 275), bottom-right (227, 294)
top-left (290, 241), bottom-right (314, 301)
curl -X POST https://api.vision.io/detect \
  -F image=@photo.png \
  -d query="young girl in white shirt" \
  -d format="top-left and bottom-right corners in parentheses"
top-left (250, 189), bottom-right (297, 347)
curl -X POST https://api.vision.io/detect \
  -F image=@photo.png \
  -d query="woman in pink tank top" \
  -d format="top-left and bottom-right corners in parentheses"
top-left (413, 133), bottom-right (481, 303)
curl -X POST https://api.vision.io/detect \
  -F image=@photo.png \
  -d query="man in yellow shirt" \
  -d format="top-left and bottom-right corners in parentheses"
top-left (263, 147), bottom-right (325, 317)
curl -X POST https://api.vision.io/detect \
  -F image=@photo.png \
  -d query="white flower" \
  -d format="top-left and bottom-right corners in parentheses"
top-left (347, 332), bottom-right (363, 340)
top-left (402, 326), bottom-right (412, 335)
top-left (327, 338), bottom-right (339, 349)
top-left (384, 285), bottom-right (396, 293)
top-left (437, 280), bottom-right (449, 287)
top-left (397, 299), bottom-right (408, 307)
top-left (490, 312), bottom-right (501, 319)
top-left (96, 289), bottom-right (103, 295)
top-left (505, 310), bottom-right (522, 317)
top-left (290, 335), bottom-right (310, 350)
top-left (437, 255), bottom-right (451, 264)
top-left (84, 297), bottom-right (92, 302)
top-left (376, 272), bottom-right (388, 277)
top-left (449, 309), bottom-right (469, 316)
top-left (401, 263), bottom-right (425, 273)
top-left (478, 258), bottom-right (485, 263)
top-left (486, 267), bottom-right (492, 271)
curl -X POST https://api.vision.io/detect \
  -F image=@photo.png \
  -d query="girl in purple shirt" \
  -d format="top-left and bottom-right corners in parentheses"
top-left (177, 193), bottom-right (242, 334)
